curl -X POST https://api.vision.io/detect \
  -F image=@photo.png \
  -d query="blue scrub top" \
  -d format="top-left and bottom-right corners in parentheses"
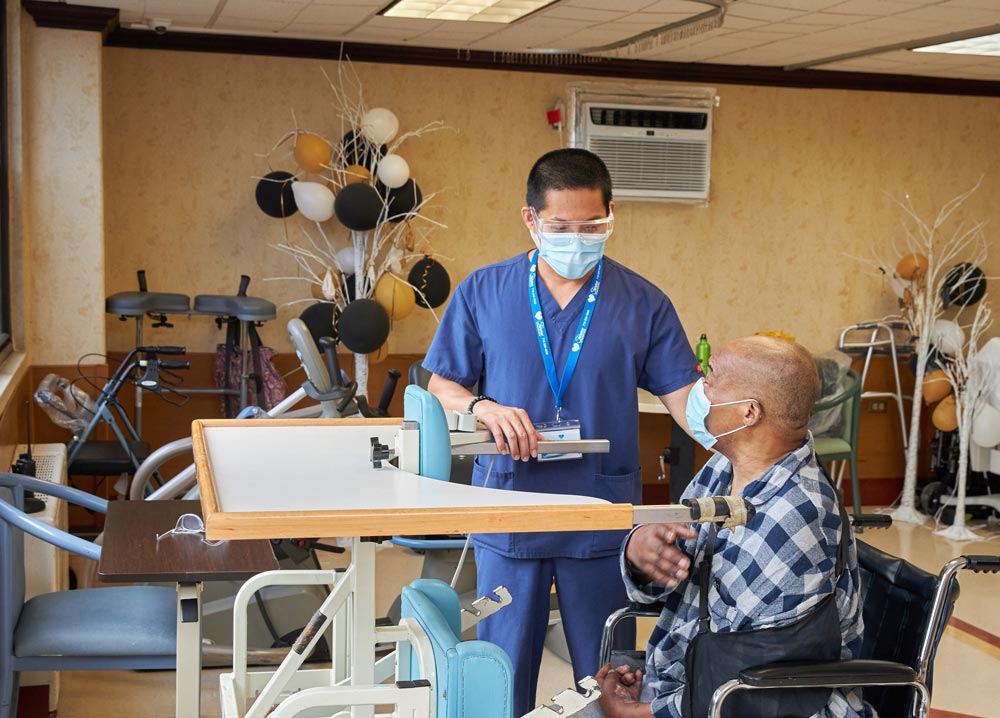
top-left (423, 252), bottom-right (698, 559)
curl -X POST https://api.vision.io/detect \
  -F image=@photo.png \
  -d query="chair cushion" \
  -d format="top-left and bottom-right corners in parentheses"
top-left (813, 437), bottom-right (851, 458)
top-left (14, 585), bottom-right (176, 658)
top-left (106, 291), bottom-right (190, 316)
top-left (192, 295), bottom-right (276, 321)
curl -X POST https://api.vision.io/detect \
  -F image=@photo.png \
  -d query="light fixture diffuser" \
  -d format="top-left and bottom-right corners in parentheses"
top-left (381, 0), bottom-right (555, 24)
top-left (913, 32), bottom-right (1000, 57)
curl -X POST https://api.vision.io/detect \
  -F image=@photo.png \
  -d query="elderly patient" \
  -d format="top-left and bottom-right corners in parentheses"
top-left (594, 336), bottom-right (874, 718)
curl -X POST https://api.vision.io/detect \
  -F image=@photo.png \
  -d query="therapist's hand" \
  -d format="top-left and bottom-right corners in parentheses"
top-left (472, 401), bottom-right (544, 462)
top-left (625, 523), bottom-right (698, 588)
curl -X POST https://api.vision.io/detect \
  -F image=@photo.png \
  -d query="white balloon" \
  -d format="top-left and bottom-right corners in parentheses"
top-left (360, 107), bottom-right (399, 145)
top-left (890, 273), bottom-right (907, 299)
top-left (972, 401), bottom-right (1000, 448)
top-left (336, 246), bottom-right (356, 275)
top-left (931, 319), bottom-right (965, 355)
top-left (321, 269), bottom-right (338, 300)
top-left (291, 181), bottom-right (335, 223)
top-left (377, 154), bottom-right (410, 189)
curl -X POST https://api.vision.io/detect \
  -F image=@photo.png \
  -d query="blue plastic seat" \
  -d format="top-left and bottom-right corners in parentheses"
top-left (401, 578), bottom-right (513, 718)
top-left (1, 475), bottom-right (176, 718)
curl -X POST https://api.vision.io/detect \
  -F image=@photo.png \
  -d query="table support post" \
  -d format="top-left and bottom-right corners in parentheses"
top-left (351, 538), bottom-right (376, 718)
top-left (175, 581), bottom-right (203, 718)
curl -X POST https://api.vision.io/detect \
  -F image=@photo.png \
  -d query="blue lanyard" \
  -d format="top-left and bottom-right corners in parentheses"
top-left (528, 252), bottom-right (603, 421)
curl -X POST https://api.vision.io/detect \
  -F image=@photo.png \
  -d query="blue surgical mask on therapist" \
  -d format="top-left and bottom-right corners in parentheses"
top-left (536, 234), bottom-right (606, 279)
top-left (685, 378), bottom-right (758, 450)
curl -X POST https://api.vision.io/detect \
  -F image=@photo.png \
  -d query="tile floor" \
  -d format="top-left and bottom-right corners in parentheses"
top-left (41, 513), bottom-right (1000, 718)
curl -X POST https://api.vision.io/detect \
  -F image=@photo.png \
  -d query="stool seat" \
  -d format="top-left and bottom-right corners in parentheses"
top-left (69, 440), bottom-right (150, 476)
top-left (106, 291), bottom-right (191, 316)
top-left (193, 294), bottom-right (276, 322)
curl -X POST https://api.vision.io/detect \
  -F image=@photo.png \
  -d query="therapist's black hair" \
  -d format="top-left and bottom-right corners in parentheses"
top-left (526, 149), bottom-right (612, 213)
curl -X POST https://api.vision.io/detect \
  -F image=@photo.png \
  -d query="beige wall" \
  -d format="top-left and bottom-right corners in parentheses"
top-left (22, 23), bottom-right (106, 364)
top-left (101, 49), bottom-right (1000, 357)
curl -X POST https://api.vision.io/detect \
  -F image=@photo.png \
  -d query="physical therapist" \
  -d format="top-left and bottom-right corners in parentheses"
top-left (423, 148), bottom-right (699, 714)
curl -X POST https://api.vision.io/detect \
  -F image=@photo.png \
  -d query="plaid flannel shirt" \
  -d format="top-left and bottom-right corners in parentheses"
top-left (621, 434), bottom-right (875, 718)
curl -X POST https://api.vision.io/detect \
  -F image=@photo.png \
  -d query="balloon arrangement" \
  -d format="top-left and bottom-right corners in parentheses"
top-left (255, 65), bottom-right (452, 397)
top-left (877, 182), bottom-right (994, 536)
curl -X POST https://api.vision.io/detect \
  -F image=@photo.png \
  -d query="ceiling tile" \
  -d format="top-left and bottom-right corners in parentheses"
top-left (748, 0), bottom-right (844, 9)
top-left (789, 12), bottom-right (877, 25)
top-left (640, 0), bottom-right (719, 13)
top-left (727, 3), bottom-right (809, 22)
top-left (897, 5), bottom-right (1000, 24)
top-left (218, 0), bottom-right (307, 23)
top-left (827, 0), bottom-right (926, 15)
top-left (540, 6), bottom-right (631, 23)
top-left (293, 4), bottom-right (379, 24)
top-left (564, 0), bottom-right (660, 11)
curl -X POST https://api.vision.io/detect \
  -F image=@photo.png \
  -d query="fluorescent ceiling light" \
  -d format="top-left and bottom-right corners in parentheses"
top-left (381, 0), bottom-right (555, 24)
top-left (913, 32), bottom-right (1000, 57)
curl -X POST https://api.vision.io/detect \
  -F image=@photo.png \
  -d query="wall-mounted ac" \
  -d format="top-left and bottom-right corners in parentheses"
top-left (569, 84), bottom-right (716, 203)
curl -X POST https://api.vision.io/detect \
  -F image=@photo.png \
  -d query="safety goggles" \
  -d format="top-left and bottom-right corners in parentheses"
top-left (529, 207), bottom-right (614, 246)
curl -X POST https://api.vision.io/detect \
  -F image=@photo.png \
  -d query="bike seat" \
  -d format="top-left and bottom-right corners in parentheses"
top-left (192, 294), bottom-right (276, 322)
top-left (105, 292), bottom-right (191, 316)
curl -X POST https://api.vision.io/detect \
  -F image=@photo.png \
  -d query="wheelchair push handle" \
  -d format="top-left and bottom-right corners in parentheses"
top-left (137, 345), bottom-right (186, 356)
top-left (159, 359), bottom-right (190, 370)
top-left (378, 369), bottom-right (402, 415)
top-left (962, 555), bottom-right (1000, 573)
top-left (852, 514), bottom-right (892, 530)
top-left (137, 269), bottom-right (148, 292)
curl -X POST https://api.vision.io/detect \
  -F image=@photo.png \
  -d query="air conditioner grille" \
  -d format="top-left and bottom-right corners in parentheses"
top-left (590, 137), bottom-right (708, 193)
top-left (589, 107), bottom-right (707, 130)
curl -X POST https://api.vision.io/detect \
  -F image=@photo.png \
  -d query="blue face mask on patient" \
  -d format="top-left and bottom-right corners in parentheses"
top-left (685, 378), bottom-right (756, 450)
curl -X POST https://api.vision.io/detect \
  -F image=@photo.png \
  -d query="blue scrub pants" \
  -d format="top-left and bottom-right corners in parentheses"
top-left (475, 547), bottom-right (634, 715)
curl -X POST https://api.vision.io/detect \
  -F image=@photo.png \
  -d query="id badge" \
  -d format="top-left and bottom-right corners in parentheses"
top-left (535, 419), bottom-right (582, 462)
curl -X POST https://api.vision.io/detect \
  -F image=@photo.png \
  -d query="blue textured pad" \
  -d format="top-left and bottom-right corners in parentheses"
top-left (14, 585), bottom-right (177, 658)
top-left (404, 385), bottom-right (451, 483)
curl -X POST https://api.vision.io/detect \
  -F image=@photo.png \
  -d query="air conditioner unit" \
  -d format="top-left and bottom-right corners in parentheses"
top-left (568, 84), bottom-right (716, 203)
top-left (19, 443), bottom-right (68, 714)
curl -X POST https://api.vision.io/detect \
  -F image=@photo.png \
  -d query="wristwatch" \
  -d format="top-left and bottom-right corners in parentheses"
top-left (467, 395), bottom-right (497, 414)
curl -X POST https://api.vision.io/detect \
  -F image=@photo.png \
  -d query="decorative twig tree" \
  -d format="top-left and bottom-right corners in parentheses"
top-left (254, 63), bottom-right (453, 397)
top-left (934, 295), bottom-right (992, 540)
top-left (873, 182), bottom-right (989, 523)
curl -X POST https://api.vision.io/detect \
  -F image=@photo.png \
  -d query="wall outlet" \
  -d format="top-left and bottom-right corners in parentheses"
top-left (869, 400), bottom-right (888, 413)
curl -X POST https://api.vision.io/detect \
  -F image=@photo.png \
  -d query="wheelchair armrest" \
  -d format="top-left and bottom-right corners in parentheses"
top-left (0, 472), bottom-right (109, 513)
top-left (599, 601), bottom-right (666, 666)
top-left (740, 659), bottom-right (918, 688)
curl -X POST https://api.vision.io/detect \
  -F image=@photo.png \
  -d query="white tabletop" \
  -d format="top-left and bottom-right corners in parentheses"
top-left (193, 419), bottom-right (631, 540)
top-left (638, 389), bottom-right (669, 415)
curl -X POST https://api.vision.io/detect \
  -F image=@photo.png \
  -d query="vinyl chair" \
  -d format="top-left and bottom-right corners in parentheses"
top-left (812, 368), bottom-right (864, 519)
top-left (400, 579), bottom-right (514, 718)
top-left (0, 473), bottom-right (176, 718)
top-left (708, 542), bottom-right (997, 718)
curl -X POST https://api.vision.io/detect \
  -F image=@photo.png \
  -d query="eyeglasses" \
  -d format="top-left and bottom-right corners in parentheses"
top-left (530, 207), bottom-right (614, 246)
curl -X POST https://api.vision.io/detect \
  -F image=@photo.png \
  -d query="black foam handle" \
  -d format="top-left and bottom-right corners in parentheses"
top-left (152, 345), bottom-right (186, 355)
top-left (963, 556), bottom-right (1000, 573)
top-left (137, 270), bottom-right (147, 292)
top-left (237, 275), bottom-right (251, 296)
top-left (379, 369), bottom-right (401, 413)
top-left (160, 360), bottom-right (190, 370)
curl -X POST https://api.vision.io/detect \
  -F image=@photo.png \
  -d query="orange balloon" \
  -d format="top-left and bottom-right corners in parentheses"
top-left (341, 164), bottom-right (371, 186)
top-left (932, 395), bottom-right (958, 432)
top-left (310, 281), bottom-right (324, 300)
top-left (293, 133), bottom-right (331, 174)
top-left (896, 253), bottom-right (929, 281)
top-left (373, 274), bottom-right (416, 321)
top-left (367, 341), bottom-right (389, 364)
top-left (922, 369), bottom-right (952, 404)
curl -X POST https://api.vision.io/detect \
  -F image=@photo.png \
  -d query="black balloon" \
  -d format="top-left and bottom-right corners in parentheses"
top-left (340, 130), bottom-right (385, 169)
top-left (408, 256), bottom-right (450, 309)
top-left (940, 263), bottom-right (986, 309)
top-left (386, 180), bottom-right (423, 223)
top-left (334, 183), bottom-right (384, 231)
top-left (299, 301), bottom-right (337, 349)
top-left (255, 171), bottom-right (297, 218)
top-left (337, 299), bottom-right (390, 354)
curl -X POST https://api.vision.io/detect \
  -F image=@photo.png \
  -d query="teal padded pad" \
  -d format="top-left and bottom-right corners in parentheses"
top-left (448, 642), bottom-right (513, 718)
top-left (14, 585), bottom-right (176, 658)
top-left (404, 385), bottom-right (451, 482)
top-left (401, 578), bottom-right (513, 718)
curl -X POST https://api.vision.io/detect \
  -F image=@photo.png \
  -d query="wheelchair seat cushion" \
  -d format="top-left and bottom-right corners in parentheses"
top-left (813, 437), bottom-right (852, 458)
top-left (14, 585), bottom-right (176, 657)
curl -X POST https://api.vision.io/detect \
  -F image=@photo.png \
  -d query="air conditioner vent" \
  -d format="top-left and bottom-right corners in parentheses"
top-left (591, 137), bottom-right (708, 193)
top-left (589, 107), bottom-right (708, 131)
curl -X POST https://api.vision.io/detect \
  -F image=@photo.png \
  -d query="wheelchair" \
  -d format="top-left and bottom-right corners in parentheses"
top-left (598, 540), bottom-right (1000, 718)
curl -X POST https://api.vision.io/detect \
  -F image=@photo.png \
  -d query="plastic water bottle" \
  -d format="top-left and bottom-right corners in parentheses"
top-left (696, 334), bottom-right (711, 375)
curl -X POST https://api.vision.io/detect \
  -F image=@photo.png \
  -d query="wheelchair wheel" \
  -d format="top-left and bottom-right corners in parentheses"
top-left (921, 481), bottom-right (956, 523)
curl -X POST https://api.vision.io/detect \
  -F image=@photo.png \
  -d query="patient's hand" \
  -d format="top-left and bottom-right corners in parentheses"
top-left (625, 523), bottom-right (697, 588)
top-left (595, 663), bottom-right (648, 718)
